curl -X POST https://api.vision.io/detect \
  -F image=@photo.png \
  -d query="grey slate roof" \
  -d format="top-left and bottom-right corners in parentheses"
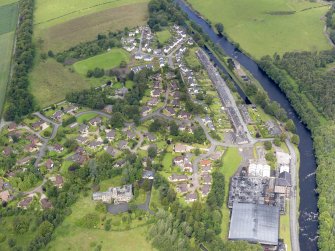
top-left (276, 171), bottom-right (291, 187)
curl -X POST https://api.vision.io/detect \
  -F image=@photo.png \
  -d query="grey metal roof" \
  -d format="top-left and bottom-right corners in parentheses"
top-left (229, 202), bottom-right (280, 246)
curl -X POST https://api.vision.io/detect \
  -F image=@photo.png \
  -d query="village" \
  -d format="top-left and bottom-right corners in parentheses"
top-left (0, 24), bottom-right (296, 250)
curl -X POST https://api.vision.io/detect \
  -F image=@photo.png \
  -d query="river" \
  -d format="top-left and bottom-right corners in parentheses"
top-left (175, 0), bottom-right (318, 250)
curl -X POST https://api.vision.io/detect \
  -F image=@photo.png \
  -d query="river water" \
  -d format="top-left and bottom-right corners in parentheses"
top-left (175, 0), bottom-right (318, 250)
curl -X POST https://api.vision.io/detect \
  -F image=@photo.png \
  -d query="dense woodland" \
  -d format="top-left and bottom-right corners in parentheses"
top-left (259, 52), bottom-right (335, 250)
top-left (4, 0), bottom-right (35, 121)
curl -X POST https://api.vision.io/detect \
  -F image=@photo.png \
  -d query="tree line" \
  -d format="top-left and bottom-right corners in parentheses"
top-left (4, 0), bottom-right (35, 122)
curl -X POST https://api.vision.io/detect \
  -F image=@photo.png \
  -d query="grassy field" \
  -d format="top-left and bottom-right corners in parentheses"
top-left (156, 29), bottom-right (172, 44)
top-left (29, 58), bottom-right (91, 108)
top-left (73, 48), bottom-right (130, 75)
top-left (280, 204), bottom-right (292, 251)
top-left (219, 147), bottom-right (242, 238)
top-left (46, 195), bottom-right (154, 251)
top-left (0, 1), bottom-right (17, 115)
top-left (187, 0), bottom-right (331, 58)
top-left (38, 2), bottom-right (149, 52)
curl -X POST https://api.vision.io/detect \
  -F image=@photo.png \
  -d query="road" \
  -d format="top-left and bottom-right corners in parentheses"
top-left (286, 139), bottom-right (300, 251)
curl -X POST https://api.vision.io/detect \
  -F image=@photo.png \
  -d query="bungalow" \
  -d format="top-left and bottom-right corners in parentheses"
top-left (165, 107), bottom-right (176, 116)
top-left (26, 135), bottom-right (40, 145)
top-left (126, 130), bottom-right (136, 140)
top-left (31, 120), bottom-right (49, 131)
top-left (40, 198), bottom-right (53, 209)
top-left (151, 89), bottom-right (161, 97)
top-left (105, 146), bottom-right (117, 157)
top-left (0, 190), bottom-right (11, 202)
top-left (106, 130), bottom-right (116, 140)
top-left (202, 173), bottom-right (212, 185)
top-left (200, 184), bottom-right (210, 197)
top-left (200, 159), bottom-right (212, 168)
top-left (53, 144), bottom-right (64, 153)
top-left (148, 97), bottom-right (159, 106)
top-left (185, 192), bottom-right (197, 203)
top-left (89, 117), bottom-right (102, 127)
top-left (173, 156), bottom-right (184, 166)
top-left (135, 53), bottom-right (143, 60)
top-left (143, 55), bottom-right (153, 62)
top-left (52, 110), bottom-right (63, 121)
top-left (45, 159), bottom-right (54, 170)
top-left (76, 136), bottom-right (88, 144)
top-left (176, 183), bottom-right (188, 194)
top-left (17, 156), bottom-right (32, 166)
top-left (141, 106), bottom-right (151, 117)
top-left (24, 143), bottom-right (38, 153)
top-left (174, 144), bottom-right (191, 153)
top-left (169, 174), bottom-right (188, 182)
top-left (118, 140), bottom-right (128, 150)
top-left (18, 196), bottom-right (33, 209)
top-left (89, 140), bottom-right (103, 149)
top-left (63, 105), bottom-right (78, 114)
top-left (3, 147), bottom-right (12, 157)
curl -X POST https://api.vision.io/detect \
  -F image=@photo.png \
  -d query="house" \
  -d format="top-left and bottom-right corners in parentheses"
top-left (52, 111), bottom-right (63, 121)
top-left (18, 196), bottom-right (33, 209)
top-left (24, 143), bottom-right (38, 153)
top-left (103, 105), bottom-right (113, 114)
top-left (185, 192), bottom-right (197, 203)
top-left (135, 53), bottom-right (143, 60)
top-left (169, 174), bottom-right (188, 182)
top-left (26, 135), bottom-right (41, 145)
top-left (202, 173), bottom-right (212, 184)
top-left (126, 130), bottom-right (136, 140)
top-left (114, 159), bottom-right (127, 168)
top-left (31, 120), bottom-right (49, 131)
top-left (210, 152), bottom-right (223, 161)
top-left (89, 140), bottom-right (103, 149)
top-left (141, 106), bottom-right (151, 117)
top-left (55, 175), bottom-right (64, 188)
top-left (178, 111), bottom-right (191, 120)
top-left (7, 122), bottom-right (17, 132)
top-left (174, 144), bottom-right (191, 153)
top-left (106, 130), bottom-right (116, 140)
top-left (45, 159), bottom-right (54, 170)
top-left (146, 133), bottom-right (156, 142)
top-left (17, 156), bottom-right (32, 166)
top-left (89, 117), bottom-right (102, 127)
top-left (274, 171), bottom-right (291, 197)
top-left (115, 87), bottom-right (128, 97)
top-left (0, 190), bottom-right (11, 202)
top-left (79, 124), bottom-right (89, 134)
top-left (200, 184), bottom-right (210, 197)
top-left (176, 183), bottom-right (188, 194)
top-left (200, 159), bottom-right (212, 168)
top-left (142, 170), bottom-right (154, 180)
top-left (118, 140), bottom-right (128, 150)
top-left (2, 147), bottom-right (12, 157)
top-left (171, 99), bottom-right (180, 107)
top-left (105, 146), bottom-right (117, 157)
top-left (92, 184), bottom-right (133, 204)
top-left (148, 97), bottom-right (159, 106)
top-left (165, 107), bottom-right (176, 116)
top-left (151, 89), bottom-right (161, 97)
top-left (63, 105), bottom-right (78, 114)
top-left (40, 198), bottom-right (52, 209)
top-left (53, 144), bottom-right (64, 153)
top-left (173, 156), bottom-right (185, 166)
top-left (76, 136), bottom-right (88, 144)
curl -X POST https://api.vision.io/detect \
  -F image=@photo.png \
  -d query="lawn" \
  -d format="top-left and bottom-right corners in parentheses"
top-left (29, 58), bottom-right (92, 108)
top-left (37, 2), bottom-right (149, 52)
top-left (156, 29), bottom-right (172, 44)
top-left (187, 0), bottom-right (331, 58)
top-left (280, 205), bottom-right (292, 251)
top-left (77, 113), bottom-right (97, 124)
top-left (46, 195), bottom-right (155, 251)
top-left (219, 147), bottom-right (242, 239)
top-left (0, 2), bottom-right (17, 115)
top-left (73, 48), bottom-right (130, 75)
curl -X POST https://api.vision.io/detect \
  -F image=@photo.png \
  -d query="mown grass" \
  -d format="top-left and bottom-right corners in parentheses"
top-left (0, 0), bottom-right (17, 7)
top-left (76, 113), bottom-right (98, 124)
top-left (280, 204), bottom-right (292, 251)
top-left (219, 147), bottom-right (242, 239)
top-left (38, 2), bottom-right (149, 52)
top-left (0, 2), bottom-right (18, 35)
top-left (187, 0), bottom-right (331, 58)
top-left (73, 48), bottom-right (130, 75)
top-left (156, 29), bottom-right (172, 44)
top-left (46, 195), bottom-right (155, 251)
top-left (29, 58), bottom-right (91, 108)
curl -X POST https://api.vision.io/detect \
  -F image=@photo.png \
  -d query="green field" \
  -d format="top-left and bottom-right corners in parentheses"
top-left (73, 48), bottom-right (130, 75)
top-left (220, 147), bottom-right (242, 238)
top-left (46, 196), bottom-right (154, 251)
top-left (29, 58), bottom-right (91, 108)
top-left (0, 2), bottom-right (17, 115)
top-left (156, 29), bottom-right (172, 44)
top-left (187, 0), bottom-right (331, 58)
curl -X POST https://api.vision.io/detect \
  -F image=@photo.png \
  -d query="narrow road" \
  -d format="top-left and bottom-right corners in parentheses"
top-left (286, 139), bottom-right (300, 251)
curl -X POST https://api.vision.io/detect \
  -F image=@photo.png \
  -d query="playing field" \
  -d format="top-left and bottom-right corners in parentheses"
top-left (73, 48), bottom-right (130, 75)
top-left (0, 1), bottom-right (18, 115)
top-left (38, 2), bottom-right (148, 52)
top-left (187, 0), bottom-right (331, 58)
top-left (29, 58), bottom-right (91, 107)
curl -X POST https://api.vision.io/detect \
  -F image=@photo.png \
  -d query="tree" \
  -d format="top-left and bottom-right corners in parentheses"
top-left (170, 121), bottom-right (179, 136)
top-left (265, 152), bottom-right (275, 162)
top-left (110, 112), bottom-right (124, 128)
top-left (285, 119), bottom-right (296, 133)
top-left (38, 221), bottom-right (54, 237)
top-left (291, 134), bottom-right (300, 145)
top-left (215, 23), bottom-right (224, 34)
top-left (264, 141), bottom-right (272, 150)
top-left (148, 146), bottom-right (157, 159)
top-left (274, 137), bottom-right (281, 147)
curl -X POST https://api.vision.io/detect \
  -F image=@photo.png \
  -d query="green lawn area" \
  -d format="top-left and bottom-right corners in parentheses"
top-left (0, 2), bottom-right (17, 115)
top-left (46, 195), bottom-right (155, 251)
top-left (184, 47), bottom-right (202, 69)
top-left (99, 176), bottom-right (123, 191)
top-left (280, 205), bottom-right (292, 251)
top-left (162, 152), bottom-right (173, 171)
top-left (156, 29), bottom-right (172, 44)
top-left (187, 0), bottom-right (331, 58)
top-left (73, 48), bottom-right (130, 75)
top-left (76, 113), bottom-right (97, 124)
top-left (219, 147), bottom-right (242, 239)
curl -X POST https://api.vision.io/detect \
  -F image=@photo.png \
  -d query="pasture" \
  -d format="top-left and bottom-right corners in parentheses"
top-left (38, 2), bottom-right (148, 52)
top-left (0, 2), bottom-right (17, 115)
top-left (29, 59), bottom-right (91, 108)
top-left (187, 0), bottom-right (331, 58)
top-left (73, 48), bottom-right (130, 75)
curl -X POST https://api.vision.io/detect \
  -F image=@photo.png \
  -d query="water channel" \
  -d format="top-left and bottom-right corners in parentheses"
top-left (175, 0), bottom-right (319, 250)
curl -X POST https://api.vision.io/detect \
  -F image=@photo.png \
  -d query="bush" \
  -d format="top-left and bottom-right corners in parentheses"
top-left (78, 213), bottom-right (100, 229)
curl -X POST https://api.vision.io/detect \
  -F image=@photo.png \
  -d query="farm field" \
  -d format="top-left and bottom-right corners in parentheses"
top-left (73, 48), bottom-right (130, 75)
top-left (187, 0), bottom-right (331, 58)
top-left (46, 196), bottom-right (155, 251)
top-left (29, 58), bottom-right (91, 108)
top-left (0, 1), bottom-right (18, 115)
top-left (38, 2), bottom-right (149, 52)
